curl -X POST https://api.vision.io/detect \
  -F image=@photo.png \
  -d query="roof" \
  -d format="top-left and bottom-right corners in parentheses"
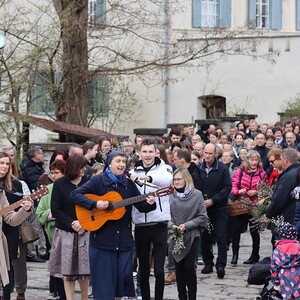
top-left (0, 110), bottom-right (125, 141)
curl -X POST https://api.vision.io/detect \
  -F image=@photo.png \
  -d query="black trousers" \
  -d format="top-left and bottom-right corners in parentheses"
top-left (231, 214), bottom-right (260, 256)
top-left (135, 223), bottom-right (168, 300)
top-left (174, 238), bottom-right (199, 300)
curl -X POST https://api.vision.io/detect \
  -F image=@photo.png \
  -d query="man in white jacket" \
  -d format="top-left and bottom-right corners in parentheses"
top-left (130, 138), bottom-right (173, 300)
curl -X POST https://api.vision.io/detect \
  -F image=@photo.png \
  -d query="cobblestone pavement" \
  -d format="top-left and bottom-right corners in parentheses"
top-left (11, 230), bottom-right (272, 299)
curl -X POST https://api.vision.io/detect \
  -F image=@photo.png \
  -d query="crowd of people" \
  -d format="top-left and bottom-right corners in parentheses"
top-left (0, 116), bottom-right (300, 300)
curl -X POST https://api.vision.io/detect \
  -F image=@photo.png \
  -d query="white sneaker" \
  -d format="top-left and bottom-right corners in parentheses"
top-left (88, 286), bottom-right (93, 298)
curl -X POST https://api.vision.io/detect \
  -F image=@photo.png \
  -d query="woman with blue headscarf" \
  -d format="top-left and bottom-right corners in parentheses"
top-left (70, 150), bottom-right (156, 300)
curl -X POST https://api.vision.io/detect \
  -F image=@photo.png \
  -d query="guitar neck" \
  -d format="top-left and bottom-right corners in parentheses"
top-left (0, 199), bottom-right (24, 217)
top-left (112, 192), bottom-right (155, 209)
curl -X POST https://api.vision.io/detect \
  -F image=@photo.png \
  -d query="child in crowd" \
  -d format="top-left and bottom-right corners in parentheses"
top-left (270, 222), bottom-right (300, 299)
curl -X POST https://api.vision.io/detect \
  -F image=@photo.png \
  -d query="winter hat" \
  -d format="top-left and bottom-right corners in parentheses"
top-left (106, 150), bottom-right (125, 166)
top-left (278, 222), bottom-right (298, 240)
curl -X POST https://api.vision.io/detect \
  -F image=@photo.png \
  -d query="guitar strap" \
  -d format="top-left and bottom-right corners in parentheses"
top-left (0, 183), bottom-right (24, 197)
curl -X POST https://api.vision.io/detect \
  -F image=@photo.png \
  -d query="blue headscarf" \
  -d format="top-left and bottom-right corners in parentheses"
top-left (105, 150), bottom-right (125, 183)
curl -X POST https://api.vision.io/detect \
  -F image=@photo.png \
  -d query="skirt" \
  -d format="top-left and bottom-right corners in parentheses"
top-left (48, 228), bottom-right (90, 281)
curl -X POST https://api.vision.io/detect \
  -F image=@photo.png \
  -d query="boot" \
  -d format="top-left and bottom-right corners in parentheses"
top-left (16, 293), bottom-right (25, 300)
top-left (165, 271), bottom-right (176, 285)
top-left (231, 254), bottom-right (238, 266)
top-left (243, 254), bottom-right (260, 264)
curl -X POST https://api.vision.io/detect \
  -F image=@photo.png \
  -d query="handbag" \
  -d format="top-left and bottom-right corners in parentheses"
top-left (20, 220), bottom-right (39, 244)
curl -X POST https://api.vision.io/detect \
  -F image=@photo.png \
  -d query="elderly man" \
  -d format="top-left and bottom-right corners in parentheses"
top-left (199, 143), bottom-right (232, 278)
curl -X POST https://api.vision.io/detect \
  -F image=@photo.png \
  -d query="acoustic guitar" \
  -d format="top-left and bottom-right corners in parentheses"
top-left (0, 185), bottom-right (48, 217)
top-left (76, 186), bottom-right (173, 231)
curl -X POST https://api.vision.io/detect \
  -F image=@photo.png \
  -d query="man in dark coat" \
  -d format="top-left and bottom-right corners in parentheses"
top-left (199, 143), bottom-right (232, 279)
top-left (19, 145), bottom-right (46, 262)
top-left (266, 148), bottom-right (300, 246)
top-left (20, 145), bottom-right (44, 192)
top-left (174, 148), bottom-right (203, 191)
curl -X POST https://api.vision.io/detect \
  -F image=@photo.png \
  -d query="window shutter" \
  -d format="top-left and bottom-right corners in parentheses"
top-left (248, 0), bottom-right (256, 29)
top-left (192, 0), bottom-right (202, 27)
top-left (270, 0), bottom-right (282, 30)
top-left (96, 0), bottom-right (106, 25)
top-left (296, 0), bottom-right (300, 30)
top-left (219, 0), bottom-right (231, 28)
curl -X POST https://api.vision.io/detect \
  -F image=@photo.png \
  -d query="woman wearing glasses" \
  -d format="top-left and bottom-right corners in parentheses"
top-left (267, 147), bottom-right (283, 186)
top-left (169, 168), bottom-right (207, 300)
top-left (36, 159), bottom-right (66, 300)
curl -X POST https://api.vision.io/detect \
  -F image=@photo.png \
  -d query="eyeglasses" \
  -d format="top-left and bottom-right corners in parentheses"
top-left (269, 159), bottom-right (277, 164)
top-left (173, 178), bottom-right (184, 182)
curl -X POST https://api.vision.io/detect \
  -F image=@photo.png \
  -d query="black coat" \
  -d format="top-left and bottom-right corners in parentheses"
top-left (70, 171), bottom-right (156, 251)
top-left (266, 163), bottom-right (300, 224)
top-left (20, 156), bottom-right (44, 191)
top-left (188, 162), bottom-right (203, 191)
top-left (254, 145), bottom-right (272, 177)
top-left (199, 159), bottom-right (232, 208)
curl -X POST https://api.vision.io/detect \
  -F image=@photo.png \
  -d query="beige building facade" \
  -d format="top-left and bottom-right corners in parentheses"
top-left (0, 0), bottom-right (299, 142)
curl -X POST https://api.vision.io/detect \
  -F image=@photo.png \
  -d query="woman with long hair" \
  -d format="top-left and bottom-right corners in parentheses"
top-left (48, 154), bottom-right (89, 300)
top-left (230, 150), bottom-right (268, 266)
top-left (169, 168), bottom-right (207, 300)
top-left (0, 152), bottom-right (32, 300)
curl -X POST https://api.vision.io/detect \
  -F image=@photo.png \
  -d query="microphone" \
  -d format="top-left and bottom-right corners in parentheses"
top-left (134, 178), bottom-right (144, 187)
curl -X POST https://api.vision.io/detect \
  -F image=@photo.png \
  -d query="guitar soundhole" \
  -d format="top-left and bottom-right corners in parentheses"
top-left (105, 203), bottom-right (114, 212)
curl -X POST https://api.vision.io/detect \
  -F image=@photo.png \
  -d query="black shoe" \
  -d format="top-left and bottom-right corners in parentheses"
top-left (243, 254), bottom-right (260, 265)
top-left (38, 253), bottom-right (49, 260)
top-left (201, 265), bottom-right (213, 274)
top-left (231, 255), bottom-right (238, 266)
top-left (216, 266), bottom-right (225, 279)
top-left (27, 255), bottom-right (46, 263)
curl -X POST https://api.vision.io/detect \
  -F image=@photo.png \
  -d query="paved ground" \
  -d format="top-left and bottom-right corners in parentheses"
top-left (11, 230), bottom-right (273, 299)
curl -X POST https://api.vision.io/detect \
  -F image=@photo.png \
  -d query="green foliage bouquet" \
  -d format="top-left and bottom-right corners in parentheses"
top-left (168, 227), bottom-right (185, 255)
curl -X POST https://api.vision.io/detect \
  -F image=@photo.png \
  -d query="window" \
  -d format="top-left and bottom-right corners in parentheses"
top-left (248, 0), bottom-right (282, 30)
top-left (192, 0), bottom-right (231, 28)
top-left (88, 0), bottom-right (106, 27)
top-left (201, 0), bottom-right (218, 27)
top-left (31, 71), bottom-right (109, 116)
top-left (87, 74), bottom-right (109, 117)
top-left (256, 0), bottom-right (269, 29)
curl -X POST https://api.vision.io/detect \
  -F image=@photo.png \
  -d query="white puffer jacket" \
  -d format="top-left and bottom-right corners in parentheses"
top-left (130, 157), bottom-right (173, 225)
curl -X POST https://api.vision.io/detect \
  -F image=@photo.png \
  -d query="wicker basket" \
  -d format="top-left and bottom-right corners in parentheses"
top-left (227, 200), bottom-right (251, 216)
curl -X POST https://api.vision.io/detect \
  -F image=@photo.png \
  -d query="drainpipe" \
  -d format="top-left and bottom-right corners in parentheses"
top-left (163, 0), bottom-right (169, 128)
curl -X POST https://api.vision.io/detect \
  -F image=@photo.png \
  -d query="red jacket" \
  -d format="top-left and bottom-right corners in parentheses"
top-left (231, 166), bottom-right (268, 202)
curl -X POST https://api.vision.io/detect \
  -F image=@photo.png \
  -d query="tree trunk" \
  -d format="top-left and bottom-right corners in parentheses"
top-left (53, 0), bottom-right (89, 141)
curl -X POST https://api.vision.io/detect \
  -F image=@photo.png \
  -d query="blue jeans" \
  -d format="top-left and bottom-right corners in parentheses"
top-left (201, 206), bottom-right (228, 268)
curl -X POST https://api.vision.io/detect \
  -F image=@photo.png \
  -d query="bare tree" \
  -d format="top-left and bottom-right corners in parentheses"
top-left (0, 0), bottom-right (277, 146)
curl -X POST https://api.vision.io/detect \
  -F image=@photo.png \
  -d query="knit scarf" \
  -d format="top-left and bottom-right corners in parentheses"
top-left (105, 168), bottom-right (124, 183)
top-left (174, 187), bottom-right (193, 198)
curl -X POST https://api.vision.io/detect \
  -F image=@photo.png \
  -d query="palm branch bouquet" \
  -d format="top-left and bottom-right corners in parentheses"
top-left (250, 215), bottom-right (284, 233)
top-left (168, 227), bottom-right (185, 254)
top-left (250, 180), bottom-right (274, 220)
